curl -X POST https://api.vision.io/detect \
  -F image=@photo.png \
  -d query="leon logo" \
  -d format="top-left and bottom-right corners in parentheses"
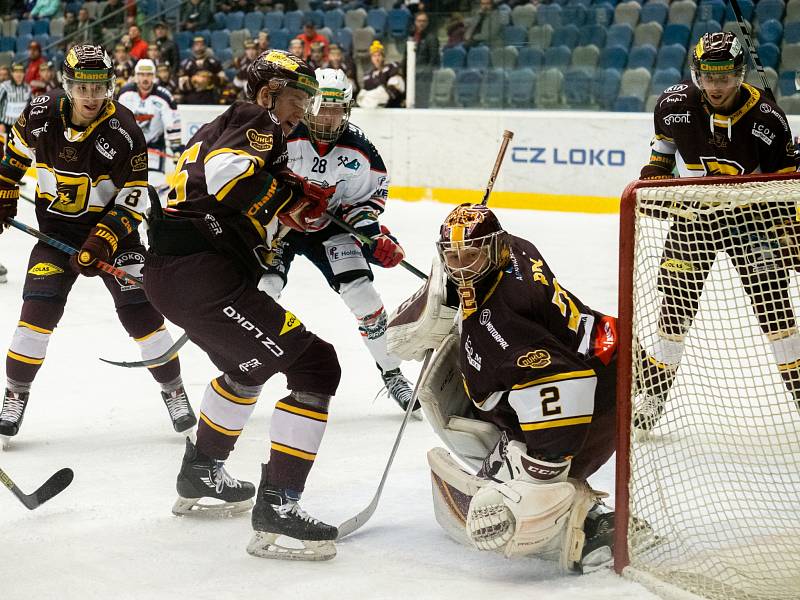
top-left (247, 129), bottom-right (273, 152)
top-left (28, 262), bottom-right (63, 276)
top-left (516, 350), bottom-right (551, 369)
top-left (280, 311), bottom-right (302, 336)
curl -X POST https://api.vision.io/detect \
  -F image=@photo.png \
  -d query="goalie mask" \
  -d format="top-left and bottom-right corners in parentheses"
top-left (62, 44), bottom-right (115, 104)
top-left (245, 50), bottom-right (322, 116)
top-left (437, 203), bottom-right (510, 286)
top-left (304, 68), bottom-right (353, 143)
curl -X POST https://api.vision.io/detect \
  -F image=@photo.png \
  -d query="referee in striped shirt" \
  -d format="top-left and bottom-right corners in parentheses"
top-left (0, 64), bottom-right (31, 154)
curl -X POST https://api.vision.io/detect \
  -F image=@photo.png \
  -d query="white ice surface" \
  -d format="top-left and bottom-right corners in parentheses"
top-left (0, 199), bottom-right (657, 599)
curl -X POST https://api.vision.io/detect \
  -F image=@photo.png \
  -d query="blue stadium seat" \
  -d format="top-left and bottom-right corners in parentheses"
top-left (628, 43), bottom-right (656, 69)
top-left (786, 21), bottom-right (800, 44)
top-left (467, 45), bottom-right (491, 69)
top-left (387, 7), bottom-right (411, 39)
top-left (264, 11), bottom-right (284, 32)
top-left (690, 19), bottom-right (721, 43)
top-left (656, 43), bottom-right (687, 71)
top-left (649, 66), bottom-right (682, 95)
top-left (561, 4), bottom-right (588, 26)
top-left (606, 23), bottom-right (634, 49)
top-left (724, 0), bottom-right (754, 22)
top-left (599, 45), bottom-right (628, 69)
top-left (696, 0), bottom-right (725, 24)
top-left (517, 46), bottom-right (544, 69)
top-left (306, 9), bottom-right (325, 28)
top-left (544, 44), bottom-right (571, 68)
top-left (758, 42), bottom-right (780, 70)
top-left (0, 37), bottom-right (14, 52)
top-left (325, 9), bottom-right (345, 31)
top-left (484, 68), bottom-right (508, 107)
top-left (755, 0), bottom-right (785, 24)
top-left (579, 24), bottom-right (606, 46)
top-left (758, 19), bottom-right (783, 46)
top-left (662, 23), bottom-right (690, 47)
top-left (592, 2), bottom-right (615, 26)
top-left (334, 27), bottom-right (353, 53)
top-left (211, 30), bottom-right (230, 53)
top-left (779, 70), bottom-right (797, 96)
top-left (33, 33), bottom-right (50, 49)
top-left (270, 29), bottom-right (291, 50)
top-left (537, 3), bottom-right (563, 27)
top-left (212, 11), bottom-right (227, 30)
top-left (179, 47), bottom-right (192, 61)
top-left (640, 2), bottom-right (668, 25)
top-left (217, 47), bottom-right (234, 67)
top-left (175, 31), bottom-right (192, 50)
top-left (284, 10), bottom-right (305, 36)
top-left (564, 67), bottom-right (593, 106)
top-left (592, 67), bottom-right (622, 109)
top-left (367, 8), bottom-right (387, 37)
top-left (65, 1), bottom-right (81, 15)
top-left (16, 34), bottom-right (32, 54)
top-left (552, 24), bottom-right (580, 49)
top-left (17, 20), bottom-right (34, 37)
top-left (503, 24), bottom-right (528, 46)
top-left (614, 96), bottom-right (644, 111)
top-left (32, 19), bottom-right (49, 35)
top-left (507, 68), bottom-right (537, 107)
top-left (225, 12), bottom-right (245, 31)
top-left (244, 11), bottom-right (263, 37)
top-left (442, 46), bottom-right (467, 69)
top-left (455, 68), bottom-right (484, 106)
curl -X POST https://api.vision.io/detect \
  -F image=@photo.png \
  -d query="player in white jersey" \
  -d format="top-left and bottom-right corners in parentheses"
top-left (258, 68), bottom-right (417, 414)
top-left (117, 59), bottom-right (182, 193)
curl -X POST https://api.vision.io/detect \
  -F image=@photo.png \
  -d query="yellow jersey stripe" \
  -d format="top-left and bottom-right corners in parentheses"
top-left (7, 350), bottom-right (44, 365)
top-left (513, 369), bottom-right (596, 390)
top-left (199, 412), bottom-right (241, 436)
top-left (211, 378), bottom-right (258, 405)
top-left (521, 416), bottom-right (593, 431)
top-left (271, 442), bottom-right (316, 461)
top-left (18, 321), bottom-right (52, 334)
top-left (275, 401), bottom-right (328, 422)
top-left (217, 162), bottom-right (255, 201)
top-left (124, 180), bottom-right (149, 188)
top-left (134, 325), bottom-right (166, 342)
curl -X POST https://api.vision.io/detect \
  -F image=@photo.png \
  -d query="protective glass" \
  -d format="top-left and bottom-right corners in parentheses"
top-left (64, 77), bottom-right (115, 100)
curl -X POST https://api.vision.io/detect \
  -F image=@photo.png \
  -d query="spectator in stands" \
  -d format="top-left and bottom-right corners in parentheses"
top-left (156, 62), bottom-right (178, 96)
top-left (324, 43), bottom-right (357, 93)
top-left (24, 41), bottom-right (44, 85)
top-left (412, 11), bottom-right (439, 67)
top-left (154, 22), bottom-right (179, 76)
top-left (74, 7), bottom-right (99, 44)
top-left (255, 31), bottom-right (270, 53)
top-left (113, 42), bottom-right (136, 90)
top-left (233, 40), bottom-right (257, 97)
top-left (30, 0), bottom-right (59, 19)
top-left (295, 20), bottom-right (329, 61)
top-left (0, 66), bottom-right (9, 84)
top-left (179, 36), bottom-right (226, 96)
top-left (289, 38), bottom-right (305, 59)
top-left (308, 42), bottom-right (325, 70)
top-left (357, 40), bottom-right (405, 108)
top-left (125, 25), bottom-right (149, 61)
top-left (181, 69), bottom-right (219, 104)
top-left (99, 0), bottom-right (126, 32)
top-left (184, 0), bottom-right (213, 32)
top-left (444, 13), bottom-right (466, 48)
top-left (62, 11), bottom-right (78, 49)
top-left (29, 60), bottom-right (59, 96)
top-left (465, 0), bottom-right (503, 48)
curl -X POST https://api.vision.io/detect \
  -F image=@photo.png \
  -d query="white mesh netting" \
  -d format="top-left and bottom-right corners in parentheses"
top-left (625, 178), bottom-right (800, 600)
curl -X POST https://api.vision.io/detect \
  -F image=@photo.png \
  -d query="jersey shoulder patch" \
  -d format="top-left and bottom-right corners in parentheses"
top-left (338, 124), bottom-right (386, 172)
top-left (26, 89), bottom-right (64, 122)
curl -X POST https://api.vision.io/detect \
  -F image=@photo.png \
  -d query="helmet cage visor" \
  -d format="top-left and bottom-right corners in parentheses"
top-left (63, 74), bottom-right (115, 100)
top-left (305, 97), bottom-right (351, 142)
top-left (437, 232), bottom-right (505, 286)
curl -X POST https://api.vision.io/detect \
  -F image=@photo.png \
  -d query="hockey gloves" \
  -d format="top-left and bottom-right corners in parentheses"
top-left (69, 225), bottom-right (117, 277)
top-left (0, 186), bottom-right (19, 233)
top-left (277, 174), bottom-right (335, 232)
top-left (371, 225), bottom-right (405, 268)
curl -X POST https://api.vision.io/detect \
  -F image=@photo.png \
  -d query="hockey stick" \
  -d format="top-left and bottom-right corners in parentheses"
top-left (0, 466), bottom-right (74, 510)
top-left (728, 0), bottom-right (775, 100)
top-left (5, 218), bottom-right (144, 287)
top-left (323, 212), bottom-right (428, 280)
top-left (335, 129), bottom-right (515, 540)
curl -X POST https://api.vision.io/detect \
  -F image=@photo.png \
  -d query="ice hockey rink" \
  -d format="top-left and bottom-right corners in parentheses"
top-left (0, 197), bottom-right (659, 600)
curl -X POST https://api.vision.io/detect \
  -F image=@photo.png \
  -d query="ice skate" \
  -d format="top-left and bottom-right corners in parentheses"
top-left (578, 502), bottom-right (615, 573)
top-left (0, 389), bottom-right (29, 449)
top-left (161, 386), bottom-right (197, 433)
top-left (0, 262), bottom-right (7, 284)
top-left (172, 438), bottom-right (254, 517)
top-left (247, 465), bottom-right (337, 561)
top-left (379, 366), bottom-right (422, 420)
top-left (632, 393), bottom-right (666, 431)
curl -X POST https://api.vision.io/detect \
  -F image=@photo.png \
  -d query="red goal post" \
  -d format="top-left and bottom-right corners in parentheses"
top-left (614, 172), bottom-right (800, 600)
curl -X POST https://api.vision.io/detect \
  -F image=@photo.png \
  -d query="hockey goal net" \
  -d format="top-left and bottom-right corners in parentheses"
top-left (614, 173), bottom-right (800, 600)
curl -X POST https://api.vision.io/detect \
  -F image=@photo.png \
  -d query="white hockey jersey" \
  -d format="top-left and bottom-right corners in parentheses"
top-left (117, 82), bottom-right (181, 170)
top-left (286, 123), bottom-right (388, 235)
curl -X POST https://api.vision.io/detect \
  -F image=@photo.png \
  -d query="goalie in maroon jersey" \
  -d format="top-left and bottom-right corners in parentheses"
top-left (387, 203), bottom-right (619, 572)
top-left (0, 44), bottom-right (195, 445)
top-left (636, 32), bottom-right (800, 429)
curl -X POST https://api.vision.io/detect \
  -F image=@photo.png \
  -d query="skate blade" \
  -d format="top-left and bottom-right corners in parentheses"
top-left (580, 546), bottom-right (613, 573)
top-left (246, 532), bottom-right (336, 561)
top-left (172, 496), bottom-right (253, 518)
top-left (0, 435), bottom-right (10, 451)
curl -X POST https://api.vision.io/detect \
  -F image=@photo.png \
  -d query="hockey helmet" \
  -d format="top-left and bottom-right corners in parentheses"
top-left (134, 58), bottom-right (156, 75)
top-left (437, 203), bottom-right (510, 286)
top-left (62, 44), bottom-right (115, 102)
top-left (690, 32), bottom-right (745, 89)
top-left (245, 50), bottom-right (321, 115)
top-left (304, 68), bottom-right (353, 143)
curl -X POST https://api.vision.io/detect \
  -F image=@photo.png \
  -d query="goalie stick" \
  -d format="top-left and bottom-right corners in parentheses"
top-left (0, 466), bottom-right (74, 510)
top-left (336, 129), bottom-right (514, 539)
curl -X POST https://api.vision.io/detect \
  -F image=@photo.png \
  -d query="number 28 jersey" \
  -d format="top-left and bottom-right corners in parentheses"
top-left (0, 90), bottom-right (149, 239)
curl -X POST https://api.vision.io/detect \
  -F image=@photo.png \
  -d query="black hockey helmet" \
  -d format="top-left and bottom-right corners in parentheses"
top-left (437, 203), bottom-right (510, 286)
top-left (690, 32), bottom-right (745, 80)
top-left (245, 50), bottom-right (321, 115)
top-left (62, 43), bottom-right (115, 102)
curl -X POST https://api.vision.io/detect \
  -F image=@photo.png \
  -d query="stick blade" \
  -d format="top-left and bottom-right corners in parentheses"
top-left (30, 468), bottom-right (74, 508)
top-left (336, 500), bottom-right (378, 540)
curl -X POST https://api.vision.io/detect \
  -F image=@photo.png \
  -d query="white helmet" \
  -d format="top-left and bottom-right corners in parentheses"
top-left (134, 58), bottom-right (156, 74)
top-left (304, 68), bottom-right (353, 143)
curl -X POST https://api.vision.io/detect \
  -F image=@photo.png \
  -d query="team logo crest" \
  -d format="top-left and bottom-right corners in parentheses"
top-left (445, 205), bottom-right (486, 229)
top-left (516, 350), bottom-right (551, 369)
top-left (113, 251), bottom-right (144, 291)
top-left (16, 113), bottom-right (25, 128)
top-left (246, 129), bottom-right (273, 152)
top-left (131, 152), bottom-right (148, 171)
top-left (58, 147), bottom-right (78, 162)
top-left (28, 262), bottom-right (63, 276)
